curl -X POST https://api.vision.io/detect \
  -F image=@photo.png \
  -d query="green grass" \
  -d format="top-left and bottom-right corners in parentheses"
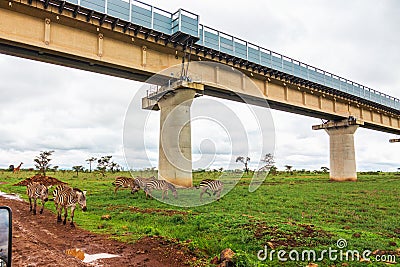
top-left (1, 170), bottom-right (399, 266)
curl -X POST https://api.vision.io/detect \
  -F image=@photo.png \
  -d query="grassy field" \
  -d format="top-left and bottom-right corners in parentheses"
top-left (0, 170), bottom-right (399, 266)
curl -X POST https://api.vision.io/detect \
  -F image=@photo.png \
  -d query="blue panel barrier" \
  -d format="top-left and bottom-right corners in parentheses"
top-left (131, 4), bottom-right (152, 28)
top-left (80, 0), bottom-right (104, 12)
top-left (153, 12), bottom-right (171, 34)
top-left (220, 36), bottom-right (233, 54)
top-left (107, 0), bottom-right (129, 21)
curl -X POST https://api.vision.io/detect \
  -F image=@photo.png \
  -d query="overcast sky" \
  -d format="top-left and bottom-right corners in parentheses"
top-left (0, 0), bottom-right (399, 171)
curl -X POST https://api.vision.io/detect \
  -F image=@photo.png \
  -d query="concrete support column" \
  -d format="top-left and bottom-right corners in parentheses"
top-left (325, 125), bottom-right (358, 181)
top-left (313, 117), bottom-right (363, 181)
top-left (158, 89), bottom-right (196, 187)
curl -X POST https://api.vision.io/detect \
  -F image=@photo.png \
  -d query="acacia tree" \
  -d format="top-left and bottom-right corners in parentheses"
top-left (269, 165), bottom-right (278, 176)
top-left (34, 150), bottom-right (55, 176)
top-left (97, 156), bottom-right (112, 177)
top-left (108, 162), bottom-right (121, 173)
top-left (72, 165), bottom-right (84, 177)
top-left (236, 156), bottom-right (250, 174)
top-left (284, 165), bottom-right (293, 175)
top-left (321, 166), bottom-right (329, 173)
top-left (86, 157), bottom-right (97, 173)
top-left (259, 153), bottom-right (275, 172)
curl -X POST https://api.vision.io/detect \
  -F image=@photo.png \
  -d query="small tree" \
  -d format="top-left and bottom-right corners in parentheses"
top-left (52, 166), bottom-right (59, 173)
top-left (34, 150), bottom-right (54, 176)
top-left (108, 162), bottom-right (121, 173)
top-left (284, 165), bottom-right (292, 172)
top-left (259, 153), bottom-right (275, 172)
top-left (72, 165), bottom-right (84, 177)
top-left (321, 166), bottom-right (329, 173)
top-left (284, 165), bottom-right (293, 175)
top-left (97, 156), bottom-right (112, 177)
top-left (86, 157), bottom-right (97, 173)
top-left (269, 165), bottom-right (278, 176)
top-left (236, 156), bottom-right (250, 174)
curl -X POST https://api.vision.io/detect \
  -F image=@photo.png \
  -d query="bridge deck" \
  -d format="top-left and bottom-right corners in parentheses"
top-left (1, 0), bottom-right (400, 134)
top-left (59, 0), bottom-right (400, 112)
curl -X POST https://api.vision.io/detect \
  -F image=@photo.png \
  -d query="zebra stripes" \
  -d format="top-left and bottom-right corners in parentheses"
top-left (197, 179), bottom-right (223, 201)
top-left (26, 182), bottom-right (49, 215)
top-left (134, 176), bottom-right (156, 188)
top-left (53, 184), bottom-right (87, 227)
top-left (144, 179), bottom-right (177, 200)
top-left (134, 176), bottom-right (156, 198)
top-left (113, 176), bottom-right (140, 194)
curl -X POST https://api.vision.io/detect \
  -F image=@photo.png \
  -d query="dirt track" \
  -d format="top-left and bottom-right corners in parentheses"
top-left (0, 195), bottom-right (197, 267)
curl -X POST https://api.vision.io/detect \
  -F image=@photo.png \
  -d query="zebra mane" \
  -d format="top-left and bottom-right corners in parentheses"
top-left (73, 188), bottom-right (83, 193)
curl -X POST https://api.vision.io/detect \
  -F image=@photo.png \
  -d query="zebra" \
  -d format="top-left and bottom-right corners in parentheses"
top-left (26, 182), bottom-right (49, 215)
top-left (112, 176), bottom-right (140, 194)
top-left (134, 176), bottom-right (156, 198)
top-left (196, 179), bottom-right (224, 201)
top-left (144, 179), bottom-right (177, 200)
top-left (53, 184), bottom-right (87, 227)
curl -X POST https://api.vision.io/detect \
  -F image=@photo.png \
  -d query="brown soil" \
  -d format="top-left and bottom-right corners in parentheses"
top-left (0, 196), bottom-right (198, 267)
top-left (252, 222), bottom-right (333, 248)
top-left (13, 174), bottom-right (67, 187)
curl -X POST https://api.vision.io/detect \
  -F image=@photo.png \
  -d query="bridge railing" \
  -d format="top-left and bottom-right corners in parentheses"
top-left (66, 0), bottom-right (199, 37)
top-left (66, 0), bottom-right (399, 111)
top-left (198, 24), bottom-right (400, 110)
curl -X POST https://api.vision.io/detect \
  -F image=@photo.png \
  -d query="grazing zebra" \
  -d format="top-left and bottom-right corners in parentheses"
top-left (53, 185), bottom-right (87, 227)
top-left (113, 176), bottom-right (140, 194)
top-left (134, 176), bottom-right (156, 198)
top-left (144, 179), bottom-right (177, 200)
top-left (26, 182), bottom-right (49, 215)
top-left (196, 179), bottom-right (224, 201)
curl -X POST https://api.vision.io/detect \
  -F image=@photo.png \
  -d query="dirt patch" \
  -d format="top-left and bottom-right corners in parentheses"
top-left (0, 195), bottom-right (200, 266)
top-left (251, 222), bottom-right (333, 248)
top-left (13, 174), bottom-right (67, 186)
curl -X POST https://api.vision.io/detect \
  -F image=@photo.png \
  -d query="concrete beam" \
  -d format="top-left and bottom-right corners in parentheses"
top-left (142, 80), bottom-right (204, 110)
top-left (312, 117), bottom-right (364, 130)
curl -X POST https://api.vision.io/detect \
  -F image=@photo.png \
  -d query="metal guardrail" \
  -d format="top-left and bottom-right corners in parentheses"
top-left (198, 25), bottom-right (400, 110)
top-left (65, 0), bottom-right (400, 111)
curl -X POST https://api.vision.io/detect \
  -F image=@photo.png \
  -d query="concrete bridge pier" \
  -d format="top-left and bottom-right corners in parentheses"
top-left (142, 81), bottom-right (204, 187)
top-left (313, 117), bottom-right (363, 181)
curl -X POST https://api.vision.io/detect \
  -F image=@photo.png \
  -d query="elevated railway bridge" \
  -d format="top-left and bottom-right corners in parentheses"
top-left (1, 0), bottom-right (399, 184)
